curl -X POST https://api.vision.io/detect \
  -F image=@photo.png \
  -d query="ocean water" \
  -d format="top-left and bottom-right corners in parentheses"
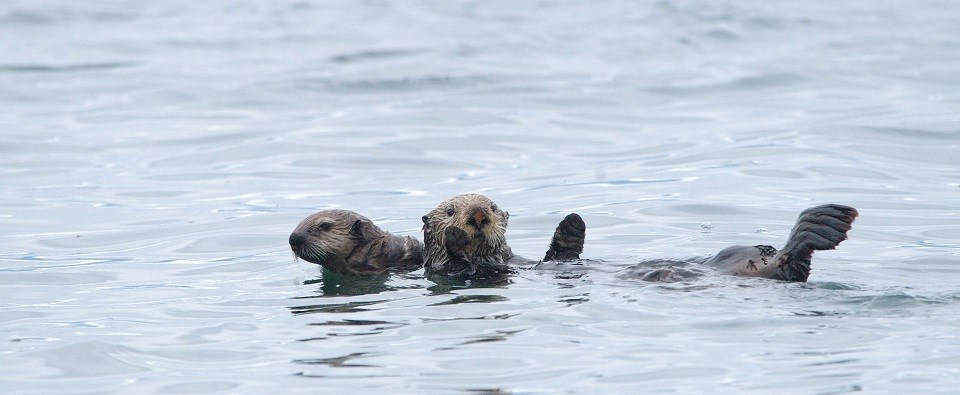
top-left (2, 1), bottom-right (959, 393)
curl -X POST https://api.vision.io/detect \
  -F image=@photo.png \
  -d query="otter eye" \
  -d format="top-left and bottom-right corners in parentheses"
top-left (445, 207), bottom-right (455, 217)
top-left (491, 204), bottom-right (499, 212)
top-left (318, 222), bottom-right (332, 231)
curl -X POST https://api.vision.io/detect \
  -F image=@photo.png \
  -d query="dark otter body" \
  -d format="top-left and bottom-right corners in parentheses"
top-left (289, 209), bottom-right (423, 276)
top-left (624, 204), bottom-right (858, 282)
top-left (702, 204), bottom-right (858, 282)
top-left (421, 194), bottom-right (585, 280)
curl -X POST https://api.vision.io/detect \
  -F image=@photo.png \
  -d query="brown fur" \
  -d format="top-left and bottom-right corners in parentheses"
top-left (421, 194), bottom-right (585, 278)
top-left (289, 209), bottom-right (423, 276)
top-left (422, 194), bottom-right (515, 276)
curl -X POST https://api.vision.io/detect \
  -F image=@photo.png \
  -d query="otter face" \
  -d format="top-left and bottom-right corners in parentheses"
top-left (289, 209), bottom-right (374, 268)
top-left (422, 194), bottom-right (509, 261)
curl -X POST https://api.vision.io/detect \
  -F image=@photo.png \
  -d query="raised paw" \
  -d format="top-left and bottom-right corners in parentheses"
top-left (543, 213), bottom-right (586, 262)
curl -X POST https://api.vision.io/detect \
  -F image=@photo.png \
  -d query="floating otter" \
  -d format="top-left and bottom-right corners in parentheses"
top-left (701, 204), bottom-right (858, 282)
top-left (621, 204), bottom-right (859, 282)
top-left (289, 200), bottom-right (854, 284)
top-left (421, 193), bottom-right (585, 279)
top-left (289, 209), bottom-right (423, 276)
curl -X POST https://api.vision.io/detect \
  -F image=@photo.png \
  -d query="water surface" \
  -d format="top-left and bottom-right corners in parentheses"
top-left (2, 1), bottom-right (959, 393)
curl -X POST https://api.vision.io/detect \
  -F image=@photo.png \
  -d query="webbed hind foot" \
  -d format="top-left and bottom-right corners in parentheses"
top-left (773, 204), bottom-right (858, 282)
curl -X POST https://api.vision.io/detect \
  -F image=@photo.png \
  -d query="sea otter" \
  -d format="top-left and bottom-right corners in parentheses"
top-left (701, 204), bottom-right (859, 282)
top-left (288, 209), bottom-right (423, 276)
top-left (619, 204), bottom-right (859, 282)
top-left (421, 193), bottom-right (585, 279)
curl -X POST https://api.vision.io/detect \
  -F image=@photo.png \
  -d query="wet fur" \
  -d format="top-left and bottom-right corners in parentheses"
top-left (703, 204), bottom-right (859, 282)
top-left (421, 194), bottom-right (585, 278)
top-left (289, 209), bottom-right (423, 276)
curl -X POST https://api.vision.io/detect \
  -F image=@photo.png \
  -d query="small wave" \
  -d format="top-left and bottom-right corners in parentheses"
top-left (807, 282), bottom-right (861, 291)
top-left (288, 300), bottom-right (385, 315)
top-left (645, 72), bottom-right (805, 95)
top-left (841, 292), bottom-right (948, 309)
top-left (293, 352), bottom-right (380, 368)
top-left (291, 74), bottom-right (496, 93)
top-left (0, 62), bottom-right (138, 73)
top-left (308, 319), bottom-right (396, 326)
top-left (28, 341), bottom-right (148, 377)
top-left (429, 294), bottom-right (509, 306)
top-left (329, 48), bottom-right (429, 63)
top-left (0, 9), bottom-right (136, 25)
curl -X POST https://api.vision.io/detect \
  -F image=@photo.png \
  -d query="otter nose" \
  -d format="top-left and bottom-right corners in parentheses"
top-left (467, 208), bottom-right (489, 229)
top-left (289, 232), bottom-right (305, 249)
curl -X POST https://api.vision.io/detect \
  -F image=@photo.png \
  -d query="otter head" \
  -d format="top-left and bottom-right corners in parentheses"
top-left (288, 209), bottom-right (385, 274)
top-left (421, 194), bottom-right (510, 270)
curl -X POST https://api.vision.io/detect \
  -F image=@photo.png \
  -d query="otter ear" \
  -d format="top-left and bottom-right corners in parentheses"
top-left (349, 219), bottom-right (367, 240)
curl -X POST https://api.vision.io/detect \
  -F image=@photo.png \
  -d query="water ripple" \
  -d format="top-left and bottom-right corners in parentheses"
top-left (0, 62), bottom-right (139, 73)
top-left (4, 1), bottom-right (960, 393)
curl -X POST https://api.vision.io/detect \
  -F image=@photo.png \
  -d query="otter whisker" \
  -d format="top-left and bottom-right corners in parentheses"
top-left (307, 245), bottom-right (328, 262)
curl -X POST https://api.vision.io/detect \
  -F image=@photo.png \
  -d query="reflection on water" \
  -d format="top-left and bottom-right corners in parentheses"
top-left (425, 272), bottom-right (513, 294)
top-left (429, 294), bottom-right (509, 306)
top-left (434, 329), bottom-right (526, 351)
top-left (302, 269), bottom-right (393, 297)
top-left (293, 352), bottom-right (380, 368)
top-left (288, 300), bottom-right (386, 315)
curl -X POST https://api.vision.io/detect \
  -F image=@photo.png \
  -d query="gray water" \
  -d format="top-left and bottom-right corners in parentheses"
top-left (2, 1), bottom-right (959, 393)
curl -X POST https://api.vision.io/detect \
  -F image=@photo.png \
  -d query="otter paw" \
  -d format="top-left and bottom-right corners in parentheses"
top-left (558, 213), bottom-right (586, 239)
top-left (444, 226), bottom-right (471, 256)
top-left (543, 213), bottom-right (586, 262)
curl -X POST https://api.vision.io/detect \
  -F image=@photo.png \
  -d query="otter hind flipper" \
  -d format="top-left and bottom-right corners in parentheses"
top-left (772, 204), bottom-right (858, 282)
top-left (542, 213), bottom-right (586, 262)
